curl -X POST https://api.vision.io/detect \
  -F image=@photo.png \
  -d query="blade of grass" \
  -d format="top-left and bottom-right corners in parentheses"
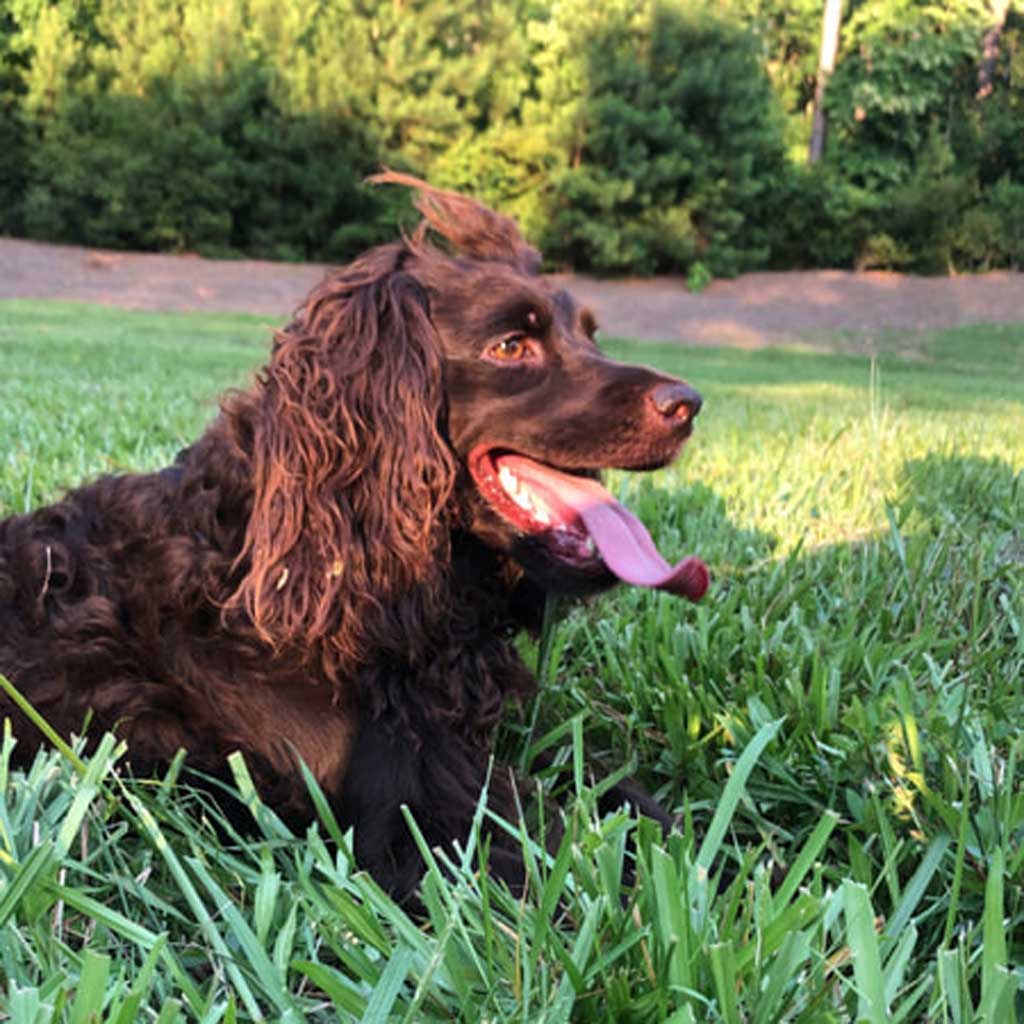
top-left (842, 881), bottom-right (888, 1024)
top-left (979, 846), bottom-right (1007, 1020)
top-left (696, 719), bottom-right (782, 873)
top-left (0, 672), bottom-right (87, 777)
top-left (68, 950), bottom-right (111, 1024)
top-left (119, 788), bottom-right (266, 1021)
top-left (358, 944), bottom-right (416, 1023)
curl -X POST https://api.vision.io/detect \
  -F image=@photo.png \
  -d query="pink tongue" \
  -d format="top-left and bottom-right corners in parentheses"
top-left (497, 455), bottom-right (709, 602)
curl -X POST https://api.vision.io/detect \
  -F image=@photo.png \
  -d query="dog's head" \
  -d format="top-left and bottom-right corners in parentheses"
top-left (389, 172), bottom-right (709, 602)
top-left (229, 174), bottom-right (707, 676)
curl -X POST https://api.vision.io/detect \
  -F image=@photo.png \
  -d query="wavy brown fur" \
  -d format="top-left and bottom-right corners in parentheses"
top-left (224, 244), bottom-right (457, 684)
top-left (0, 174), bottom-right (701, 899)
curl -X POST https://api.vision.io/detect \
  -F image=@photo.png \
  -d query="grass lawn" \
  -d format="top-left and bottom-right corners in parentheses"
top-left (0, 299), bottom-right (1022, 1022)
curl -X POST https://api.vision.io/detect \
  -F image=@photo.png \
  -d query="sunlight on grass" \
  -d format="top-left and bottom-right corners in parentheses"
top-left (0, 300), bottom-right (1022, 1021)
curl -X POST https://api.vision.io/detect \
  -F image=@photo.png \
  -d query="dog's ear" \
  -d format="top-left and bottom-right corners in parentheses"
top-left (369, 169), bottom-right (541, 273)
top-left (226, 245), bottom-right (456, 681)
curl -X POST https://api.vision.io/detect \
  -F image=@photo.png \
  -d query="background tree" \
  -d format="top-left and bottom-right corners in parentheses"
top-left (1, 0), bottom-right (1021, 273)
top-left (808, 0), bottom-right (844, 162)
top-left (437, 0), bottom-right (789, 277)
top-left (977, 0), bottom-right (1012, 97)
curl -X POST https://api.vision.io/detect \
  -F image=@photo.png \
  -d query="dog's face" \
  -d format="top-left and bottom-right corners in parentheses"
top-left (421, 258), bottom-right (707, 600)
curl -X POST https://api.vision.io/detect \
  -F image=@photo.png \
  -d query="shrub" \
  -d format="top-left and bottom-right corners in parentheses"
top-left (22, 70), bottom-right (391, 261)
top-left (24, 88), bottom-right (234, 251)
top-left (956, 176), bottom-right (1024, 270)
top-left (823, 2), bottom-right (984, 192)
top-left (539, 0), bottom-right (790, 277)
top-left (685, 259), bottom-right (712, 292)
top-left (436, 0), bottom-right (790, 277)
top-left (2, 0), bottom-right (1023, 274)
top-left (0, 2), bottom-right (29, 234)
top-left (9, 0), bottom-right (395, 260)
top-left (762, 165), bottom-right (876, 270)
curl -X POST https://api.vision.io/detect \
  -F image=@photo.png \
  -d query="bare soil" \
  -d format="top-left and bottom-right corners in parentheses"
top-left (3, 236), bottom-right (1023, 348)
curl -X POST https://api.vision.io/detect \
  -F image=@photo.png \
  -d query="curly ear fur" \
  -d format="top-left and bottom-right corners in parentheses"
top-left (369, 170), bottom-right (541, 273)
top-left (224, 244), bottom-right (457, 682)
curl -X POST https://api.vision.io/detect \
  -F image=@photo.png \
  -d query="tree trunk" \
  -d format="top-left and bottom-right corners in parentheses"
top-left (808, 0), bottom-right (844, 164)
top-left (977, 0), bottom-right (1012, 100)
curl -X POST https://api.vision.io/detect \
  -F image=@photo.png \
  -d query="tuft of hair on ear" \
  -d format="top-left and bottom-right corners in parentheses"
top-left (368, 169), bottom-right (541, 274)
top-left (223, 243), bottom-right (457, 685)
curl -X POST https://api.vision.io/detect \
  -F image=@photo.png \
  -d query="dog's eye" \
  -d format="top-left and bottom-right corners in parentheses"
top-left (494, 338), bottom-right (525, 360)
top-left (485, 335), bottom-right (537, 363)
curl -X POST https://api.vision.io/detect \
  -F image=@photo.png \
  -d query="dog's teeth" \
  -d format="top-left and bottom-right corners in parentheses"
top-left (518, 491), bottom-right (553, 525)
top-left (584, 537), bottom-right (596, 555)
top-left (498, 466), bottom-right (518, 492)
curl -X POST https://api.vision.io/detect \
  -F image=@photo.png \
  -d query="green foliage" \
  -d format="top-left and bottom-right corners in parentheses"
top-left (814, 0), bottom-right (1024, 272)
top-left (761, 164), bottom-right (875, 269)
top-left (510, 0), bottom-right (790, 277)
top-left (735, 0), bottom-right (824, 156)
top-left (740, 0), bottom-right (1024, 273)
top-left (23, 69), bottom-right (390, 260)
top-left (322, 0), bottom-right (535, 170)
top-left (824, 1), bottom-right (986, 190)
top-left (0, 2), bottom-right (30, 234)
top-left (973, 10), bottom-right (1024, 186)
top-left (686, 259), bottom-right (713, 292)
top-left (964, 175), bottom-right (1024, 270)
top-left (2, 0), bottom-right (1024, 272)
top-left (868, 131), bottom-right (978, 273)
top-left (5, 0), bottom-right (398, 260)
top-left (2, 301), bottom-right (1023, 1018)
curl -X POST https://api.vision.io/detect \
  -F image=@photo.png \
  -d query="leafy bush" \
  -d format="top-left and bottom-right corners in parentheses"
top-left (24, 88), bottom-right (234, 251)
top-left (762, 165), bottom-right (876, 270)
top-left (23, 73), bottom-right (392, 260)
top-left (823, 2), bottom-right (984, 191)
top-left (0, 3), bottom-right (29, 234)
top-left (685, 259), bottom-right (712, 292)
top-left (954, 175), bottom-right (1024, 270)
top-left (15, 2), bottom-right (397, 261)
top-left (871, 132), bottom-right (978, 274)
top-left (814, 0), bottom-right (1024, 273)
top-left (2, 0), bottom-right (1023, 274)
top-left (490, 0), bottom-right (790, 277)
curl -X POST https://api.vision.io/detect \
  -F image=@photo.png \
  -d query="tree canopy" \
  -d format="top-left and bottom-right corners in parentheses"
top-left (0, 0), bottom-right (1020, 274)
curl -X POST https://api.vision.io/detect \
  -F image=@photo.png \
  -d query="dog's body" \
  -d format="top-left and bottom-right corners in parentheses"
top-left (0, 176), bottom-right (706, 898)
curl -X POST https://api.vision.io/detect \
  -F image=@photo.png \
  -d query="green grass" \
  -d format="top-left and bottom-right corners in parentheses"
top-left (1, 299), bottom-right (1022, 1022)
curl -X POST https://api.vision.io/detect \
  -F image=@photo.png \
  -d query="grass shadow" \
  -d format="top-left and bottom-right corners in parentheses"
top-left (529, 451), bottom-right (1022, 852)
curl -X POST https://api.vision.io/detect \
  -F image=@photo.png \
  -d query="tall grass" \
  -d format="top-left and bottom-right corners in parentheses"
top-left (0, 301), bottom-right (1021, 1021)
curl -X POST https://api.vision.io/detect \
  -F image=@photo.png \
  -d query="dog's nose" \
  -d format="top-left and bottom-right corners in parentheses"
top-left (648, 381), bottom-right (702, 423)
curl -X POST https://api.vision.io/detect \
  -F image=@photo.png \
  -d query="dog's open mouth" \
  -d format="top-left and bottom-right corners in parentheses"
top-left (468, 447), bottom-right (709, 602)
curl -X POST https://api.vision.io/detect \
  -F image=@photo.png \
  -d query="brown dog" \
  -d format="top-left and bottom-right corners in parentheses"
top-left (0, 174), bottom-right (706, 898)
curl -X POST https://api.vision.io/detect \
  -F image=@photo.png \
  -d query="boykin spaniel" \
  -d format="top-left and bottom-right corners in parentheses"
top-left (0, 174), bottom-right (707, 899)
